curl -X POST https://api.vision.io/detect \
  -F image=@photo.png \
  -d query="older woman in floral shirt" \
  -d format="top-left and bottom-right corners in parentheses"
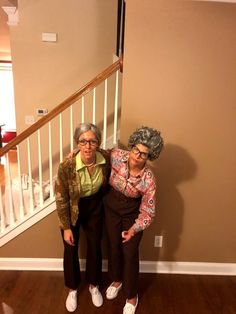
top-left (104, 126), bottom-right (163, 314)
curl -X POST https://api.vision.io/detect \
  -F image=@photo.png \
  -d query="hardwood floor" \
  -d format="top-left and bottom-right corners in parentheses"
top-left (0, 271), bottom-right (235, 314)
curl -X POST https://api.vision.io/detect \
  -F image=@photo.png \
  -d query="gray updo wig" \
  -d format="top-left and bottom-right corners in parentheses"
top-left (74, 123), bottom-right (102, 146)
top-left (128, 126), bottom-right (163, 161)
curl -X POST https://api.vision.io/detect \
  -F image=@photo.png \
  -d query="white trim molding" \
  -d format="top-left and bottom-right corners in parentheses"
top-left (140, 261), bottom-right (236, 276)
top-left (193, 0), bottom-right (236, 2)
top-left (0, 259), bottom-right (235, 276)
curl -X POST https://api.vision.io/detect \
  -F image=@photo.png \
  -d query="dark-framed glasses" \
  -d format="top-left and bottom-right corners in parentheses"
top-left (131, 146), bottom-right (149, 160)
top-left (78, 139), bottom-right (98, 146)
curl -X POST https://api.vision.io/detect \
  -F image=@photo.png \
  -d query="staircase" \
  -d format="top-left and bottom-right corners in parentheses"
top-left (0, 59), bottom-right (122, 247)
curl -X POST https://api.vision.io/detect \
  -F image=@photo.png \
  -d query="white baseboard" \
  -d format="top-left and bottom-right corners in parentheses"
top-left (139, 261), bottom-right (236, 276)
top-left (0, 258), bottom-right (235, 276)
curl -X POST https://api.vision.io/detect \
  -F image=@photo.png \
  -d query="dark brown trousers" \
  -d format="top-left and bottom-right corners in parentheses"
top-left (61, 190), bottom-right (103, 290)
top-left (104, 187), bottom-right (143, 299)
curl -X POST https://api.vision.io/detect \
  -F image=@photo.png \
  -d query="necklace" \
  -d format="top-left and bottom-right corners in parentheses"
top-left (85, 162), bottom-right (95, 167)
top-left (83, 160), bottom-right (96, 167)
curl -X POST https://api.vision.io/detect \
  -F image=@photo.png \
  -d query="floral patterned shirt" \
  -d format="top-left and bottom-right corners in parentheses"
top-left (109, 149), bottom-right (156, 232)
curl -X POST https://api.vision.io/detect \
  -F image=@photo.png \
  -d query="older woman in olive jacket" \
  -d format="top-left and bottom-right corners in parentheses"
top-left (56, 123), bottom-right (110, 312)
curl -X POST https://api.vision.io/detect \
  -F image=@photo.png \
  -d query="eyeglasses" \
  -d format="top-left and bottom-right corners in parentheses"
top-left (78, 139), bottom-right (98, 146)
top-left (131, 146), bottom-right (149, 160)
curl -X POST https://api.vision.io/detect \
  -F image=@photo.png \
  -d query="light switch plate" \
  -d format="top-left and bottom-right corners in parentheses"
top-left (42, 33), bottom-right (57, 42)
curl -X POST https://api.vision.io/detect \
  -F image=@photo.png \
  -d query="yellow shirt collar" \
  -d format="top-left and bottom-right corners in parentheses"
top-left (76, 151), bottom-right (106, 171)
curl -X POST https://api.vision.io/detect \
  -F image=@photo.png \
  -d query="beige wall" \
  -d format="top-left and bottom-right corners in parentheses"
top-left (1, 0), bottom-right (236, 264)
top-left (6, 0), bottom-right (118, 178)
top-left (120, 0), bottom-right (236, 262)
top-left (10, 0), bottom-right (117, 134)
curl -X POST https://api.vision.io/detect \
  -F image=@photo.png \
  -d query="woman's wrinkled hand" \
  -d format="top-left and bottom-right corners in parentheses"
top-left (64, 229), bottom-right (75, 246)
top-left (121, 228), bottom-right (135, 243)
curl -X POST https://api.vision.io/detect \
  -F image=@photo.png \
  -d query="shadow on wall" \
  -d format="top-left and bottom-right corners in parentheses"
top-left (140, 143), bottom-right (197, 262)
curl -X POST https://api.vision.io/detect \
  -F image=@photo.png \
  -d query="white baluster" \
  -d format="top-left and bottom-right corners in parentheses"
top-left (48, 122), bottom-right (54, 200)
top-left (82, 96), bottom-right (85, 123)
top-left (70, 105), bottom-right (74, 152)
top-left (6, 153), bottom-right (14, 225)
top-left (103, 79), bottom-right (108, 149)
top-left (0, 184), bottom-right (5, 232)
top-left (113, 70), bottom-right (119, 146)
top-left (27, 138), bottom-right (34, 213)
top-left (37, 130), bottom-right (44, 206)
top-left (59, 113), bottom-right (63, 163)
top-left (17, 145), bottom-right (25, 219)
top-left (92, 88), bottom-right (96, 124)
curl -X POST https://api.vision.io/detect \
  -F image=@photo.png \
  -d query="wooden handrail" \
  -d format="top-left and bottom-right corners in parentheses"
top-left (0, 59), bottom-right (122, 157)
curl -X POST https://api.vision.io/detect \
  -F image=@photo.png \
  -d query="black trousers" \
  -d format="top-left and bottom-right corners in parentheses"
top-left (104, 187), bottom-right (143, 299)
top-left (62, 190), bottom-right (103, 290)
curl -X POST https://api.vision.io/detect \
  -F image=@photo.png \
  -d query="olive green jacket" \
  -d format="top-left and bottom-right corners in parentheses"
top-left (55, 149), bottom-right (110, 230)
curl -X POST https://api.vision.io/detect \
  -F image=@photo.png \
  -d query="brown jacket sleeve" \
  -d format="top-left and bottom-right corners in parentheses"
top-left (55, 160), bottom-right (71, 230)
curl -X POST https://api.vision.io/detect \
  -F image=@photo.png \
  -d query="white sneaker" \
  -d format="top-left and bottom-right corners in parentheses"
top-left (89, 286), bottom-right (103, 307)
top-left (123, 296), bottom-right (138, 314)
top-left (66, 290), bottom-right (77, 312)
top-left (106, 282), bottom-right (122, 300)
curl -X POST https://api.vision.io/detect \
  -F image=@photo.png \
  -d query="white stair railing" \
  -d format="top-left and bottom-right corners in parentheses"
top-left (6, 153), bottom-right (14, 226)
top-left (0, 60), bottom-right (121, 246)
top-left (16, 144), bottom-right (25, 218)
top-left (92, 88), bottom-right (96, 125)
top-left (59, 113), bottom-right (63, 163)
top-left (0, 186), bottom-right (4, 232)
top-left (37, 130), bottom-right (44, 207)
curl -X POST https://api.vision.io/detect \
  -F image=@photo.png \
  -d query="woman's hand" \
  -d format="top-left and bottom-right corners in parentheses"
top-left (64, 229), bottom-right (75, 246)
top-left (121, 228), bottom-right (135, 243)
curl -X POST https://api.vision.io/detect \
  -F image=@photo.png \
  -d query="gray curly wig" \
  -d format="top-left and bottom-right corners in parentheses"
top-left (128, 126), bottom-right (164, 161)
top-left (74, 123), bottom-right (102, 145)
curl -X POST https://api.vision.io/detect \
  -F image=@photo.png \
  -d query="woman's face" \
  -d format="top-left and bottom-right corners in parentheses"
top-left (77, 130), bottom-right (98, 161)
top-left (129, 143), bottom-right (150, 169)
